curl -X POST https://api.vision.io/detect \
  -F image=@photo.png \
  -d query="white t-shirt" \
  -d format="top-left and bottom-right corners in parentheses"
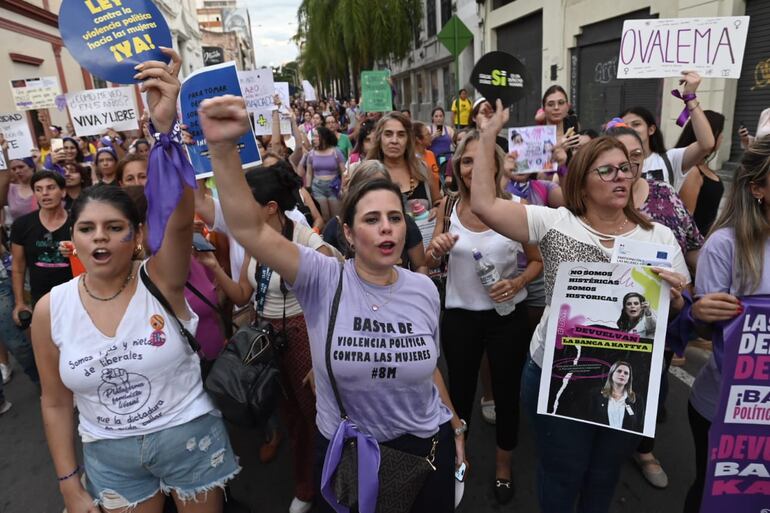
top-left (642, 148), bottom-right (687, 192)
top-left (50, 264), bottom-right (215, 441)
top-left (247, 223), bottom-right (326, 319)
top-left (525, 205), bottom-right (690, 367)
top-left (445, 200), bottom-right (527, 310)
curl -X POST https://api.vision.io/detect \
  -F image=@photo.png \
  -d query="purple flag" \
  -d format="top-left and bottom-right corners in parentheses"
top-left (702, 295), bottom-right (770, 512)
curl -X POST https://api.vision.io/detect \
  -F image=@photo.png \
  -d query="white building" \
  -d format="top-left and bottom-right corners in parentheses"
top-left (153, 0), bottom-right (204, 79)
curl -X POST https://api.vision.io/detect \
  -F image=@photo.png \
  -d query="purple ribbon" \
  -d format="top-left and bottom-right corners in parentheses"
top-left (320, 419), bottom-right (381, 513)
top-left (671, 90), bottom-right (697, 127)
top-left (145, 132), bottom-right (197, 254)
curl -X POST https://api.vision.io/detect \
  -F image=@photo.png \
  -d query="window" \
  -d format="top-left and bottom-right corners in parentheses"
top-left (416, 72), bottom-right (424, 105)
top-left (431, 69), bottom-right (439, 105)
top-left (427, 0), bottom-right (437, 37)
top-left (492, 0), bottom-right (515, 9)
top-left (440, 0), bottom-right (452, 27)
top-left (403, 77), bottom-right (412, 107)
top-left (92, 76), bottom-right (108, 89)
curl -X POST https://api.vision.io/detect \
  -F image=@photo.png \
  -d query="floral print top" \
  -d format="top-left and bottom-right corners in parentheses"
top-left (639, 179), bottom-right (704, 254)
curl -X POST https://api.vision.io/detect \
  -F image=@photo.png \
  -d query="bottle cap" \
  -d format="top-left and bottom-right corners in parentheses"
top-left (472, 248), bottom-right (482, 260)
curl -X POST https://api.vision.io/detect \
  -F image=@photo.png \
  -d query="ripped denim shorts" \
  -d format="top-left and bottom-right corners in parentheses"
top-left (83, 412), bottom-right (240, 509)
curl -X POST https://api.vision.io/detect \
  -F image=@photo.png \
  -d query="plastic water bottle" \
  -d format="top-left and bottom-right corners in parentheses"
top-left (473, 248), bottom-right (516, 316)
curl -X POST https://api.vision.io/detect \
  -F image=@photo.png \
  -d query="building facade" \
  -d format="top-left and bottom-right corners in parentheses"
top-left (196, 5), bottom-right (254, 70)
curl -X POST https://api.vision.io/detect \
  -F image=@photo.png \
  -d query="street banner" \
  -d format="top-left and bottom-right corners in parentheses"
top-left (0, 112), bottom-right (35, 160)
top-left (239, 69), bottom-right (290, 136)
top-left (617, 17), bottom-right (750, 79)
top-left (470, 51), bottom-right (530, 108)
top-left (302, 80), bottom-right (317, 102)
top-left (361, 70), bottom-right (392, 112)
top-left (701, 295), bottom-right (770, 513)
top-left (537, 262), bottom-right (671, 437)
top-left (10, 77), bottom-right (61, 110)
top-left (180, 61), bottom-right (261, 179)
top-left (507, 125), bottom-right (557, 174)
top-left (66, 86), bottom-right (139, 137)
top-left (59, 0), bottom-right (173, 84)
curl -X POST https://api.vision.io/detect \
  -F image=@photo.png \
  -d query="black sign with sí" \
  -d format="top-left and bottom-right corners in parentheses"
top-left (470, 51), bottom-right (530, 107)
top-left (202, 46), bottom-right (225, 66)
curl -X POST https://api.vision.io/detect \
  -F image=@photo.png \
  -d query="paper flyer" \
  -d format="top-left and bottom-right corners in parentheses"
top-left (179, 61), bottom-right (261, 179)
top-left (507, 126), bottom-right (557, 174)
top-left (611, 237), bottom-right (676, 268)
top-left (537, 262), bottom-right (670, 437)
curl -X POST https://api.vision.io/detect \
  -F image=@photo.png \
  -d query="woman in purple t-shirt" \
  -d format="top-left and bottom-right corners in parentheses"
top-left (683, 138), bottom-right (770, 513)
top-left (205, 95), bottom-right (467, 513)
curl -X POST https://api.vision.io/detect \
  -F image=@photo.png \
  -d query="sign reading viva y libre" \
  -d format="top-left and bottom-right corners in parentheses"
top-left (59, 0), bottom-right (173, 84)
top-left (617, 17), bottom-right (750, 79)
top-left (66, 86), bottom-right (138, 136)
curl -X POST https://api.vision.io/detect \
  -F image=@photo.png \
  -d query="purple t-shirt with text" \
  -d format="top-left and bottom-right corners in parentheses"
top-left (289, 245), bottom-right (452, 442)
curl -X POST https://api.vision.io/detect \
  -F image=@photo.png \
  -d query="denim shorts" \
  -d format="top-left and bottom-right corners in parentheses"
top-left (311, 177), bottom-right (339, 199)
top-left (83, 412), bottom-right (240, 509)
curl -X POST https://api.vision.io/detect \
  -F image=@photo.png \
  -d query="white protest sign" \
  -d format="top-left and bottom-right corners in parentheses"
top-left (0, 112), bottom-right (35, 160)
top-left (302, 80), bottom-right (317, 101)
top-left (0, 149), bottom-right (6, 170)
top-left (10, 76), bottom-right (61, 110)
top-left (239, 69), bottom-right (278, 136)
top-left (508, 125), bottom-right (558, 174)
top-left (617, 17), bottom-right (750, 79)
top-left (66, 86), bottom-right (139, 137)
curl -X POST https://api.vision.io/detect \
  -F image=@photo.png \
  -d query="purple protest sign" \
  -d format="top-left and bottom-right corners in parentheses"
top-left (702, 295), bottom-right (770, 512)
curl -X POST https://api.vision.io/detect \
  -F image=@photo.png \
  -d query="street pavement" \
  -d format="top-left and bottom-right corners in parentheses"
top-left (0, 345), bottom-right (710, 513)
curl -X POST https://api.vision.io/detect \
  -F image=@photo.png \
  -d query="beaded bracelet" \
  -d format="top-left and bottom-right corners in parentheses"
top-left (57, 465), bottom-right (81, 481)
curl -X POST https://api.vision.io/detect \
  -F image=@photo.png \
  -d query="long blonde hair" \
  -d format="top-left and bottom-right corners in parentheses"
top-left (709, 136), bottom-right (770, 293)
top-left (452, 129), bottom-right (508, 201)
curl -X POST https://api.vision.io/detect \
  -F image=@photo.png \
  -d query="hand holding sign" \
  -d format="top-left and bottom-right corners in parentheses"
top-left (198, 96), bottom-right (251, 151)
top-left (477, 99), bottom-right (509, 136)
top-left (135, 48), bottom-right (181, 133)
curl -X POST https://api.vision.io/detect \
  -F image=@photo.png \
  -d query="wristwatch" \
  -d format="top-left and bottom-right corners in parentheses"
top-left (454, 419), bottom-right (468, 437)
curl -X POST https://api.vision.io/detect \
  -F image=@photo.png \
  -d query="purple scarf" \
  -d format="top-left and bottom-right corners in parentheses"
top-left (145, 132), bottom-right (197, 254)
top-left (320, 419), bottom-right (381, 513)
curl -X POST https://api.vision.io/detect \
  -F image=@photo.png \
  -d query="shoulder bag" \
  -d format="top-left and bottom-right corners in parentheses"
top-left (325, 265), bottom-right (438, 513)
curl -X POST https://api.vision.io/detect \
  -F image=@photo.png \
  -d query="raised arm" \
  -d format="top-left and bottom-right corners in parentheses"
top-left (193, 178), bottom-right (216, 227)
top-left (288, 110), bottom-right (306, 170)
top-left (0, 134), bottom-right (9, 207)
top-left (137, 48), bottom-right (195, 314)
top-left (202, 95), bottom-right (301, 284)
top-left (469, 100), bottom-right (530, 244)
top-left (678, 72), bottom-right (715, 171)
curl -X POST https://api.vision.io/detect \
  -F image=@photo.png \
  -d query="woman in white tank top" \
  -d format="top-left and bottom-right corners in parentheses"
top-left (30, 51), bottom-right (239, 513)
top-left (426, 131), bottom-right (543, 504)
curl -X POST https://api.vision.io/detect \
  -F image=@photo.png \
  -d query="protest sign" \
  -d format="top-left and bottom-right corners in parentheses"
top-left (507, 126), bottom-right (557, 174)
top-left (0, 149), bottom-right (5, 170)
top-left (180, 61), bottom-right (261, 179)
top-left (67, 86), bottom-right (138, 137)
top-left (537, 262), bottom-right (670, 437)
top-left (470, 51), bottom-right (530, 107)
top-left (361, 70), bottom-right (392, 112)
top-left (701, 295), bottom-right (770, 512)
top-left (617, 17), bottom-right (749, 79)
top-left (238, 69), bottom-right (289, 136)
top-left (302, 80), bottom-right (317, 102)
top-left (10, 77), bottom-right (61, 110)
top-left (0, 112), bottom-right (35, 160)
top-left (59, 0), bottom-right (173, 84)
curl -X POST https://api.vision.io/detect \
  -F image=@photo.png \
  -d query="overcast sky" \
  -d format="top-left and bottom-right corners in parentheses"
top-left (243, 0), bottom-right (302, 67)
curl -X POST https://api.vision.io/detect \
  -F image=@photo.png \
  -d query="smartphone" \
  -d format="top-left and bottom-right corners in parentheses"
top-left (192, 233), bottom-right (216, 252)
top-left (454, 461), bottom-right (467, 482)
top-left (436, 124), bottom-right (443, 134)
top-left (50, 138), bottom-right (64, 153)
top-left (739, 121), bottom-right (746, 130)
top-left (563, 113), bottom-right (579, 133)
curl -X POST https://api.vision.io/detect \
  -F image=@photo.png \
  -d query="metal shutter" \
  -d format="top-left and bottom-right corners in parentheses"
top-left (730, 0), bottom-right (770, 161)
top-left (495, 11), bottom-right (543, 128)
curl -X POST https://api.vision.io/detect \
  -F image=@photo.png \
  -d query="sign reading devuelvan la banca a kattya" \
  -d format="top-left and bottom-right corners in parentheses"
top-left (59, 0), bottom-right (173, 85)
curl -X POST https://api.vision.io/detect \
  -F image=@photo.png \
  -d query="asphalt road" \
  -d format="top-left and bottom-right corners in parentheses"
top-left (0, 345), bottom-right (710, 513)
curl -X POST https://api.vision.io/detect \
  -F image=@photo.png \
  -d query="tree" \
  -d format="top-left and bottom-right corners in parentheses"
top-left (295, 0), bottom-right (422, 97)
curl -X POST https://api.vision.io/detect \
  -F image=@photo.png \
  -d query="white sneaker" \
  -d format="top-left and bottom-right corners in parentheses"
top-left (480, 396), bottom-right (496, 425)
top-left (289, 497), bottom-right (312, 513)
top-left (0, 401), bottom-right (12, 415)
top-left (0, 363), bottom-right (11, 384)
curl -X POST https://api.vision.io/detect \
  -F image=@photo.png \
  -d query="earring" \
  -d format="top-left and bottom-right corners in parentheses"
top-left (759, 197), bottom-right (764, 205)
top-left (133, 244), bottom-right (144, 259)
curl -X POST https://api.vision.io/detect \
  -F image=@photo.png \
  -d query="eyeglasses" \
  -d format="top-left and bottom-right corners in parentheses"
top-left (592, 162), bottom-right (639, 181)
top-left (628, 149), bottom-right (644, 164)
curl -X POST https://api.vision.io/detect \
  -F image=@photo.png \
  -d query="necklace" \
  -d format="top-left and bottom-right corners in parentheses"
top-left (81, 270), bottom-right (133, 302)
top-left (353, 267), bottom-right (397, 312)
top-left (582, 215), bottom-right (629, 236)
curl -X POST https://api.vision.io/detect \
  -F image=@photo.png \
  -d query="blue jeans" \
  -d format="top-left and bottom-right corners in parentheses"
top-left (0, 279), bottom-right (38, 383)
top-left (521, 356), bottom-right (640, 513)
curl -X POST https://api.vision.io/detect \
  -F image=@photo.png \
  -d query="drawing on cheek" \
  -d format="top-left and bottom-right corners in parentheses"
top-left (121, 228), bottom-right (134, 244)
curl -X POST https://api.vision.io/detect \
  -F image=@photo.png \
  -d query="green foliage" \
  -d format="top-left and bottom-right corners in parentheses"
top-left (296, 0), bottom-right (422, 93)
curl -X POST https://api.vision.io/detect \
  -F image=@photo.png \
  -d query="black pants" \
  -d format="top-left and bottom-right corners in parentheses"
top-left (314, 422), bottom-right (455, 513)
top-left (637, 349), bottom-right (675, 453)
top-left (683, 401), bottom-right (711, 513)
top-left (442, 306), bottom-right (529, 450)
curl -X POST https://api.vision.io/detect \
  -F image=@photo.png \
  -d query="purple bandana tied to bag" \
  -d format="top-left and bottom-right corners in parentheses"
top-left (145, 125), bottom-right (197, 254)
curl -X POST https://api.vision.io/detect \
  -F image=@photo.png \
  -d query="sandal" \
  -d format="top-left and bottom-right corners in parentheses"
top-left (480, 396), bottom-right (496, 425)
